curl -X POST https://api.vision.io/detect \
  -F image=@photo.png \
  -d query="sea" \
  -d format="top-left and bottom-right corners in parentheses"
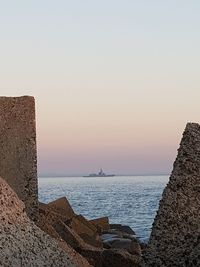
top-left (38, 175), bottom-right (169, 243)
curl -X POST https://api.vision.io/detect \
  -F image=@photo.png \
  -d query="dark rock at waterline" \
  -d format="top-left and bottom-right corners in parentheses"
top-left (101, 228), bottom-right (141, 257)
top-left (110, 224), bottom-right (136, 235)
top-left (102, 229), bottom-right (136, 240)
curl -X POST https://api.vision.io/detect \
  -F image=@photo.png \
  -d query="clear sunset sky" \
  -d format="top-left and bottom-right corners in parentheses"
top-left (0, 1), bottom-right (200, 176)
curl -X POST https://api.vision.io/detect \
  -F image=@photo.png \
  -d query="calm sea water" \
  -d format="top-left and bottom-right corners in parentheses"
top-left (38, 175), bottom-right (169, 242)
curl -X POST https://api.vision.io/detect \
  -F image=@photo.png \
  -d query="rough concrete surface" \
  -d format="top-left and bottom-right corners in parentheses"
top-left (0, 177), bottom-right (89, 267)
top-left (144, 123), bottom-right (200, 266)
top-left (0, 96), bottom-right (38, 221)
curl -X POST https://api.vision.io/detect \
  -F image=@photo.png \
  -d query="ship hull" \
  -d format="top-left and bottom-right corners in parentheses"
top-left (83, 175), bottom-right (115, 177)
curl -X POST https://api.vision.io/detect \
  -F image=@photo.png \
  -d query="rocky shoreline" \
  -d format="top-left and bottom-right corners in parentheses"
top-left (0, 175), bottom-right (142, 267)
top-left (38, 196), bottom-right (142, 267)
top-left (1, 96), bottom-right (200, 266)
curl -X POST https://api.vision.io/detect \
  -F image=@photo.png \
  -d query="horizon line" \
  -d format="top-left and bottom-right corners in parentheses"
top-left (39, 173), bottom-right (170, 178)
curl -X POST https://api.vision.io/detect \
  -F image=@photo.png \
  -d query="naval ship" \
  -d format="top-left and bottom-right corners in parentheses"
top-left (83, 168), bottom-right (115, 177)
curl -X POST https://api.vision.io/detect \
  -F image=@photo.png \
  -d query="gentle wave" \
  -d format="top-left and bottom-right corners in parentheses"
top-left (38, 175), bottom-right (169, 242)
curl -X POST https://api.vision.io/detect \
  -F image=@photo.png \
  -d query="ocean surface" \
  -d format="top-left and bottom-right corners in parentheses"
top-left (38, 175), bottom-right (169, 242)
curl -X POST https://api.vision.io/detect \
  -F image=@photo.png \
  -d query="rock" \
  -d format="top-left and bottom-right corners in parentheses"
top-left (54, 220), bottom-right (102, 267)
top-left (38, 201), bottom-right (77, 244)
top-left (110, 224), bottom-right (135, 235)
top-left (39, 200), bottom-right (103, 265)
top-left (144, 123), bottom-right (200, 266)
top-left (80, 233), bottom-right (102, 248)
top-left (76, 215), bottom-right (98, 233)
top-left (54, 219), bottom-right (90, 251)
top-left (40, 199), bottom-right (102, 247)
top-left (139, 242), bottom-right (148, 254)
top-left (102, 229), bottom-right (136, 240)
top-left (101, 229), bottom-right (140, 255)
top-left (90, 217), bottom-right (110, 232)
top-left (101, 249), bottom-right (141, 267)
top-left (0, 96), bottom-right (38, 221)
top-left (38, 220), bottom-right (61, 239)
top-left (103, 237), bottom-right (141, 256)
top-left (38, 201), bottom-right (71, 240)
top-left (68, 215), bottom-right (102, 248)
top-left (58, 239), bottom-right (93, 267)
top-left (38, 202), bottom-right (68, 225)
top-left (47, 197), bottom-right (75, 219)
top-left (39, 200), bottom-right (102, 247)
top-left (0, 177), bottom-right (90, 267)
top-left (81, 248), bottom-right (103, 267)
top-left (101, 233), bottom-right (120, 241)
top-left (38, 211), bottom-right (93, 266)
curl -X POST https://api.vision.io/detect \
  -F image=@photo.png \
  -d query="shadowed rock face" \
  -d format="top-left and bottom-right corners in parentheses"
top-left (0, 96), bottom-right (37, 221)
top-left (144, 123), bottom-right (200, 266)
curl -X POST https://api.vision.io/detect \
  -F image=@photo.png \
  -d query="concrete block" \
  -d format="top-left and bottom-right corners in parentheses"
top-left (0, 96), bottom-right (38, 220)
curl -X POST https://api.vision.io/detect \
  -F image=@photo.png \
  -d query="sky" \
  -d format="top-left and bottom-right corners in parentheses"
top-left (0, 1), bottom-right (200, 176)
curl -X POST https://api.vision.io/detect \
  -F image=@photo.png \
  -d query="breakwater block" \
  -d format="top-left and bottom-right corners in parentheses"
top-left (144, 123), bottom-right (200, 266)
top-left (0, 96), bottom-right (38, 221)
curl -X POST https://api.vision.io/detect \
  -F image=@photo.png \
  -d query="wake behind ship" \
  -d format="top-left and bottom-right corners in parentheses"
top-left (83, 168), bottom-right (115, 177)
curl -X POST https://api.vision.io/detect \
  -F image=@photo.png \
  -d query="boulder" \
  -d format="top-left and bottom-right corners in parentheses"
top-left (54, 220), bottom-right (89, 251)
top-left (38, 220), bottom-right (61, 239)
top-left (102, 237), bottom-right (141, 256)
top-left (81, 248), bottom-right (103, 267)
top-left (47, 197), bottom-right (75, 219)
top-left (101, 233), bottom-right (120, 241)
top-left (76, 215), bottom-right (98, 233)
top-left (39, 199), bottom-right (103, 248)
top-left (90, 217), bottom-right (110, 232)
top-left (39, 200), bottom-right (103, 265)
top-left (58, 239), bottom-right (93, 267)
top-left (39, 201), bottom-right (102, 247)
top-left (101, 249), bottom-right (141, 267)
top-left (38, 202), bottom-right (68, 226)
top-left (54, 220), bottom-right (103, 267)
top-left (0, 177), bottom-right (91, 267)
top-left (110, 224), bottom-right (135, 235)
top-left (68, 215), bottom-right (102, 247)
top-left (102, 229), bottom-right (136, 240)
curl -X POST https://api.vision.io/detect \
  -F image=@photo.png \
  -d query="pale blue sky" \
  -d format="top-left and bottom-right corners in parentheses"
top-left (0, 1), bottom-right (200, 175)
